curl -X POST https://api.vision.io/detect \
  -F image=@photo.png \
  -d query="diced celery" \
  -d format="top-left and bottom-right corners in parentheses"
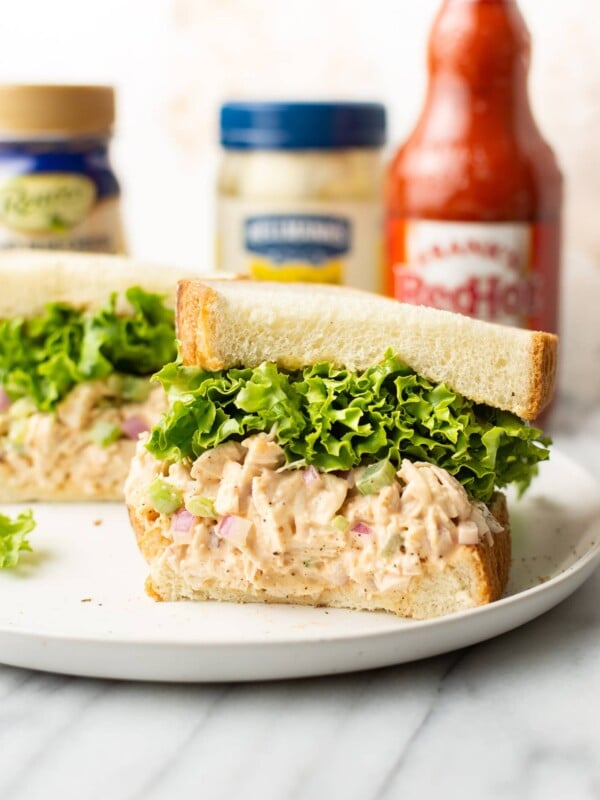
top-left (332, 515), bottom-right (350, 533)
top-left (120, 376), bottom-right (151, 402)
top-left (8, 418), bottom-right (29, 449)
top-left (8, 397), bottom-right (37, 419)
top-left (89, 420), bottom-right (122, 447)
top-left (106, 374), bottom-right (125, 395)
top-left (148, 477), bottom-right (183, 514)
top-left (381, 532), bottom-right (402, 558)
top-left (356, 459), bottom-right (396, 495)
top-left (185, 495), bottom-right (216, 518)
top-left (107, 374), bottom-right (151, 402)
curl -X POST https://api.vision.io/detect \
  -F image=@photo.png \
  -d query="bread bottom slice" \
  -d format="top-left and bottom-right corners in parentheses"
top-left (130, 493), bottom-right (510, 620)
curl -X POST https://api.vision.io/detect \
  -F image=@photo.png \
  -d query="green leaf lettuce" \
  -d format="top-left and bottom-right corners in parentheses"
top-left (0, 510), bottom-right (36, 569)
top-left (147, 351), bottom-right (551, 502)
top-left (0, 288), bottom-right (175, 412)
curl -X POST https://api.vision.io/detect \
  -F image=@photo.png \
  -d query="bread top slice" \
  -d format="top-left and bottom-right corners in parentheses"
top-left (0, 250), bottom-right (219, 318)
top-left (177, 279), bottom-right (557, 420)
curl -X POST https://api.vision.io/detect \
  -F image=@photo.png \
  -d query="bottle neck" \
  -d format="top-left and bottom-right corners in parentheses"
top-left (420, 0), bottom-right (537, 137)
top-left (423, 70), bottom-right (534, 129)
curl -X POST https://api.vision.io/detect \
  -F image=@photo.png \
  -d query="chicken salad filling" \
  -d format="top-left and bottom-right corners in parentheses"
top-left (126, 432), bottom-right (504, 596)
top-left (0, 378), bottom-right (165, 498)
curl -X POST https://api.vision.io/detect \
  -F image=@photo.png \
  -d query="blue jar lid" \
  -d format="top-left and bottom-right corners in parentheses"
top-left (220, 101), bottom-right (386, 150)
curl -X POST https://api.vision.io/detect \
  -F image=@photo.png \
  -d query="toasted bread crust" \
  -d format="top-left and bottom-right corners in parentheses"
top-left (129, 493), bottom-right (510, 619)
top-left (465, 493), bottom-right (510, 603)
top-left (177, 280), bottom-right (221, 369)
top-left (177, 277), bottom-right (248, 371)
top-left (174, 279), bottom-right (557, 420)
top-left (128, 505), bottom-right (171, 563)
top-left (526, 331), bottom-right (558, 420)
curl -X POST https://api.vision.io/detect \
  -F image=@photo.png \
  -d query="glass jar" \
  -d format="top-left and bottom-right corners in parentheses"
top-left (217, 101), bottom-right (386, 291)
top-left (0, 84), bottom-right (126, 254)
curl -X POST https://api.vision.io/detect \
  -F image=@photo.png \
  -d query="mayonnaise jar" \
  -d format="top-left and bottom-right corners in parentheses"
top-left (217, 102), bottom-right (386, 291)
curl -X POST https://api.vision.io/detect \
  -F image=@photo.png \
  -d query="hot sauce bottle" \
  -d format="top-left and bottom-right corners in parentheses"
top-left (385, 0), bottom-right (562, 333)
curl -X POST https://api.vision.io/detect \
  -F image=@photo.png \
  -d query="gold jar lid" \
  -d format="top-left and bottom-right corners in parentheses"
top-left (0, 85), bottom-right (115, 137)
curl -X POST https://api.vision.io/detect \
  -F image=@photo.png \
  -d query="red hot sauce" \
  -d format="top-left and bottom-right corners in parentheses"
top-left (385, 0), bottom-right (562, 333)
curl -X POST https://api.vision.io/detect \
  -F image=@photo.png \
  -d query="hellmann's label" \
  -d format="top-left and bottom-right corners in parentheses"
top-left (0, 173), bottom-right (125, 253)
top-left (245, 214), bottom-right (349, 283)
top-left (217, 199), bottom-right (382, 292)
top-left (386, 219), bottom-right (557, 330)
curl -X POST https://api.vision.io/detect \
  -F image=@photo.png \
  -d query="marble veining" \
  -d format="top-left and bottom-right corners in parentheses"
top-left (1, 563), bottom-right (599, 800)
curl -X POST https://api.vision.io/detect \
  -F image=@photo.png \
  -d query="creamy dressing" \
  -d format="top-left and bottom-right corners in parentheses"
top-left (127, 433), bottom-right (504, 598)
top-left (0, 380), bottom-right (165, 498)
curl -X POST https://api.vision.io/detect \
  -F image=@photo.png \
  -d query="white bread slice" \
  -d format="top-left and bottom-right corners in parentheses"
top-left (129, 493), bottom-right (510, 620)
top-left (177, 280), bottom-right (557, 420)
top-left (0, 249), bottom-right (226, 318)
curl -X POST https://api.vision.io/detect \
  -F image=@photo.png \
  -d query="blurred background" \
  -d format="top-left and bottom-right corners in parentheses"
top-left (0, 0), bottom-right (598, 407)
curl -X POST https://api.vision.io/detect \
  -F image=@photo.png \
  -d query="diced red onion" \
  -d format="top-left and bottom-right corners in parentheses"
top-left (171, 509), bottom-right (195, 544)
top-left (303, 465), bottom-right (320, 485)
top-left (172, 508), bottom-right (195, 531)
top-left (351, 521), bottom-right (372, 535)
top-left (218, 514), bottom-right (252, 546)
top-left (0, 388), bottom-right (11, 413)
top-left (121, 416), bottom-right (150, 440)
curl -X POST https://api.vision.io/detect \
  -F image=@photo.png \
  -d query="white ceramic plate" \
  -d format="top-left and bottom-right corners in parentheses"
top-left (1, 449), bottom-right (599, 682)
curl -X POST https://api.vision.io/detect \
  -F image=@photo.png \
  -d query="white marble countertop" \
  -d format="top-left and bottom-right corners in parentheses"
top-left (0, 395), bottom-right (598, 800)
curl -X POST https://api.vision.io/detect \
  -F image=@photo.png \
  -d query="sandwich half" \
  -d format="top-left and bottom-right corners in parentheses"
top-left (0, 250), bottom-right (201, 501)
top-left (125, 280), bottom-right (557, 619)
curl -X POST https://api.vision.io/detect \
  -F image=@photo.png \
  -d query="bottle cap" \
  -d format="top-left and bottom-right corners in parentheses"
top-left (0, 85), bottom-right (115, 137)
top-left (220, 101), bottom-right (386, 150)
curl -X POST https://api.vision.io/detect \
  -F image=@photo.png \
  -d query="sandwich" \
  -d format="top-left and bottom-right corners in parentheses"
top-left (0, 250), bottom-right (200, 501)
top-left (125, 280), bottom-right (557, 619)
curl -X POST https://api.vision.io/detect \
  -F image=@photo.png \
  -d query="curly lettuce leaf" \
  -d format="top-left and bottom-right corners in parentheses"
top-left (0, 510), bottom-right (36, 569)
top-left (0, 288), bottom-right (175, 412)
top-left (147, 351), bottom-right (551, 502)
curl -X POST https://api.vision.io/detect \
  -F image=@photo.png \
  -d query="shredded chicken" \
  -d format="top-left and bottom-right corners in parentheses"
top-left (0, 380), bottom-right (166, 498)
top-left (127, 433), bottom-right (504, 596)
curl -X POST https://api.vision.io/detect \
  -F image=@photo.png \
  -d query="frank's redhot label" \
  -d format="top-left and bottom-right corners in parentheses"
top-left (385, 219), bottom-right (560, 332)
